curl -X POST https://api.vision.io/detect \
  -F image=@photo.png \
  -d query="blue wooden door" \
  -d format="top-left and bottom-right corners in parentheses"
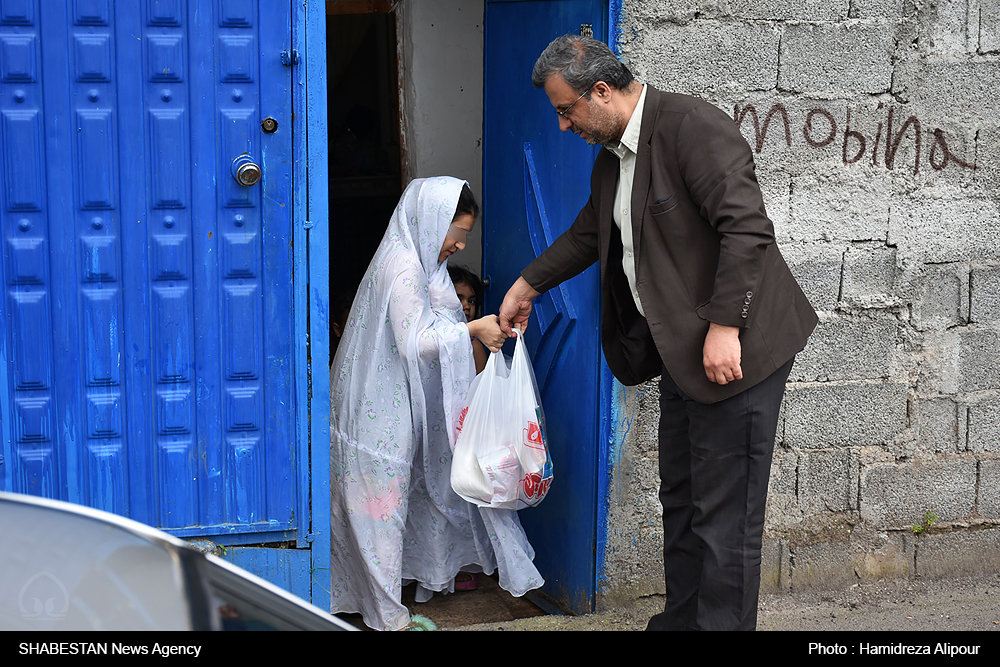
top-left (484, 0), bottom-right (611, 613)
top-left (0, 0), bottom-right (302, 564)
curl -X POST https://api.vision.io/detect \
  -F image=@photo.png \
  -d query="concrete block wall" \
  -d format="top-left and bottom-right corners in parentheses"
top-left (598, 0), bottom-right (1000, 607)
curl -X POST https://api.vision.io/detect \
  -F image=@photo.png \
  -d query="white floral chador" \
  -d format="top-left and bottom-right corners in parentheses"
top-left (329, 177), bottom-right (543, 631)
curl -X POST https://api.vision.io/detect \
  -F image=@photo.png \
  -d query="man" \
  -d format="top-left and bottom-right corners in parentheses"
top-left (498, 35), bottom-right (817, 630)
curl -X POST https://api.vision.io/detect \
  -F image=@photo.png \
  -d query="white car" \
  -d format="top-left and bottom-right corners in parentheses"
top-left (0, 492), bottom-right (354, 631)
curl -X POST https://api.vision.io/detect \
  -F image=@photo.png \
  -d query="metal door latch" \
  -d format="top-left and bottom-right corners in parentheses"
top-left (280, 49), bottom-right (300, 66)
top-left (231, 153), bottom-right (262, 187)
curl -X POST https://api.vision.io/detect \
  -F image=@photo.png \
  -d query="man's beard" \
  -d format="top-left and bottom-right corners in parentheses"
top-left (578, 104), bottom-right (625, 146)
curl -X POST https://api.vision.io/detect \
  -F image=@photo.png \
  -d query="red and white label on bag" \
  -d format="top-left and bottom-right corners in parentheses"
top-left (517, 420), bottom-right (551, 505)
top-left (457, 406), bottom-right (469, 435)
top-left (520, 470), bottom-right (551, 503)
top-left (523, 421), bottom-right (543, 450)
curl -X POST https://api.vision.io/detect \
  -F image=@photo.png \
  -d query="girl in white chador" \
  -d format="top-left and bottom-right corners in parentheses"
top-left (329, 177), bottom-right (543, 631)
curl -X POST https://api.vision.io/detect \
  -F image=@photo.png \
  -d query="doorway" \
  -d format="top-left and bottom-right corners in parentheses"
top-left (326, 0), bottom-right (486, 358)
top-left (324, 1), bottom-right (556, 626)
top-left (326, 3), bottom-right (403, 346)
top-left (321, 0), bottom-right (613, 617)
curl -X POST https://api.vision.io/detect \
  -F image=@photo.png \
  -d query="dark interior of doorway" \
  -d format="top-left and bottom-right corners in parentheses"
top-left (327, 4), bottom-right (402, 358)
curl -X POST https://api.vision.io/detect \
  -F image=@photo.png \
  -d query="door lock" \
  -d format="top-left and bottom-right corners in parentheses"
top-left (231, 153), bottom-right (261, 187)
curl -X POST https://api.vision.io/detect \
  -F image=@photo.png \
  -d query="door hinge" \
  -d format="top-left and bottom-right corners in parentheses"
top-left (304, 220), bottom-right (314, 229)
top-left (281, 49), bottom-right (300, 66)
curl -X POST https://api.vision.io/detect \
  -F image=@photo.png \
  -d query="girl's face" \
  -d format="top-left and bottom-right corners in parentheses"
top-left (438, 213), bottom-right (475, 263)
top-left (454, 281), bottom-right (477, 322)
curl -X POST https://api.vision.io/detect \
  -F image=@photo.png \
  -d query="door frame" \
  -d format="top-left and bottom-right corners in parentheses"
top-left (300, 0), bottom-right (627, 613)
top-left (300, 1), bottom-right (332, 611)
top-left (596, 1), bottom-right (623, 607)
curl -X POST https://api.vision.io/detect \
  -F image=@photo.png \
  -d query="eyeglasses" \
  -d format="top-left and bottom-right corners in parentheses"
top-left (555, 86), bottom-right (593, 118)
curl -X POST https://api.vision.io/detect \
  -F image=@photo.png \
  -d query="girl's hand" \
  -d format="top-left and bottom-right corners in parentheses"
top-left (468, 315), bottom-right (507, 353)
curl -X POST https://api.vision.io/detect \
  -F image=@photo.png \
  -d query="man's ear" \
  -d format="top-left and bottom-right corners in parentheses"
top-left (592, 81), bottom-right (613, 101)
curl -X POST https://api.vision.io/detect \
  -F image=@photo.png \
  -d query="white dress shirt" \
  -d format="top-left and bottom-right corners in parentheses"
top-left (605, 83), bottom-right (647, 317)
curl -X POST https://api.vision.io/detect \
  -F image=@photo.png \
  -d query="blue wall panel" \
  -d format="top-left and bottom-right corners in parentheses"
top-left (0, 1), bottom-right (303, 568)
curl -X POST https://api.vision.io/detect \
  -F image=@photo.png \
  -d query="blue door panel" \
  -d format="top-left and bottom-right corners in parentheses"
top-left (484, 0), bottom-right (609, 613)
top-left (224, 546), bottom-right (312, 602)
top-left (0, 1), bottom-right (299, 545)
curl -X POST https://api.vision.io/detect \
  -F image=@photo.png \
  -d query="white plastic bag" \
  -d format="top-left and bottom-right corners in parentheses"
top-left (451, 330), bottom-right (553, 510)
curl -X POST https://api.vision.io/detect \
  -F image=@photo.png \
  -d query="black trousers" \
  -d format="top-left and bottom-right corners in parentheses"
top-left (645, 357), bottom-right (794, 631)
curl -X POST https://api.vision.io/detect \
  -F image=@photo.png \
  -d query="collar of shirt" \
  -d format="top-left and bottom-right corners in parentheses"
top-left (606, 83), bottom-right (646, 159)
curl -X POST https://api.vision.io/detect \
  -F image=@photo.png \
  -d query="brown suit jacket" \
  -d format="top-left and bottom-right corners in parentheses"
top-left (521, 86), bottom-right (817, 404)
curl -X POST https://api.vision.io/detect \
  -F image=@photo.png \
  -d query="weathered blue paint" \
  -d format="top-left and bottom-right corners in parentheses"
top-left (484, 0), bottom-right (610, 614)
top-left (598, 380), bottom-right (646, 593)
top-left (224, 545), bottom-right (313, 602)
top-left (595, 0), bottom-right (625, 601)
top-left (0, 0), bottom-right (321, 603)
top-left (609, 0), bottom-right (624, 52)
top-left (302, 0), bottom-right (333, 612)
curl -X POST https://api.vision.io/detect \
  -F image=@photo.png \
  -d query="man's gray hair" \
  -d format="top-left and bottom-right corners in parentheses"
top-left (531, 34), bottom-right (634, 94)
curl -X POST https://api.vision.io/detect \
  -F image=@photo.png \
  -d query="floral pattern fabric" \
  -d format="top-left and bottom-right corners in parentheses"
top-left (329, 177), bottom-right (542, 631)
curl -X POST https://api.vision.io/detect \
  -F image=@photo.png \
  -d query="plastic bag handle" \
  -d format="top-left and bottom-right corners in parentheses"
top-left (482, 340), bottom-right (502, 376)
top-left (511, 325), bottom-right (528, 351)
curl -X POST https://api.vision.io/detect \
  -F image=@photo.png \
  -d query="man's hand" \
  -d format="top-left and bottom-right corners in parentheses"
top-left (498, 277), bottom-right (541, 335)
top-left (703, 322), bottom-right (743, 385)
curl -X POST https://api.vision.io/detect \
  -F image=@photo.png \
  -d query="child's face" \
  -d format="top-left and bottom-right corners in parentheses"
top-left (454, 281), bottom-right (477, 322)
